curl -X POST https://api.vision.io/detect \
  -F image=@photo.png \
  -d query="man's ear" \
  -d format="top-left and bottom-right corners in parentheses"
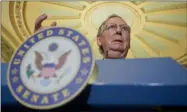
top-left (97, 36), bottom-right (102, 47)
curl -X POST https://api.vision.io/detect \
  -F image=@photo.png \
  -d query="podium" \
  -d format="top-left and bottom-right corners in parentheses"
top-left (1, 57), bottom-right (187, 111)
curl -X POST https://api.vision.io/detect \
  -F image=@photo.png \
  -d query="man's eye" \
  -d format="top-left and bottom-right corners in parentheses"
top-left (109, 25), bottom-right (116, 29)
top-left (122, 27), bottom-right (130, 31)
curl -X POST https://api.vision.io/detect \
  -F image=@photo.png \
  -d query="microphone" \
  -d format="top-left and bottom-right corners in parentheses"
top-left (105, 45), bottom-right (110, 59)
top-left (106, 50), bottom-right (108, 59)
top-left (100, 45), bottom-right (109, 60)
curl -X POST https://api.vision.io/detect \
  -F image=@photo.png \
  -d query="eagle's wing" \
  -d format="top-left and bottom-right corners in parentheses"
top-left (34, 51), bottom-right (43, 70)
top-left (56, 50), bottom-right (72, 70)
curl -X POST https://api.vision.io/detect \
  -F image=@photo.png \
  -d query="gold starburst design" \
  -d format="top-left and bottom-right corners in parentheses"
top-left (1, 1), bottom-right (187, 66)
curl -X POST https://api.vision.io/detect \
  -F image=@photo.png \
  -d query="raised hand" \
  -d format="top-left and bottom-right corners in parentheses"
top-left (34, 13), bottom-right (57, 33)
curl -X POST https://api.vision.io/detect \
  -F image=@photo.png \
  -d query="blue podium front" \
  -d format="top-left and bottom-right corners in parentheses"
top-left (1, 57), bottom-right (187, 111)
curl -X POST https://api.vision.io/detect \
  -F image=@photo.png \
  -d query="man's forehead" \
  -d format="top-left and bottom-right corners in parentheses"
top-left (106, 17), bottom-right (127, 25)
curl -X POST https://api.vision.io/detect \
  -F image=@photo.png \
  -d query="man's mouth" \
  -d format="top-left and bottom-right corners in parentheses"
top-left (112, 39), bottom-right (123, 44)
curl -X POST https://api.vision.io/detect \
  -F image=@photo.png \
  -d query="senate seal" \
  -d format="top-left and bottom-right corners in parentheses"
top-left (7, 27), bottom-right (94, 110)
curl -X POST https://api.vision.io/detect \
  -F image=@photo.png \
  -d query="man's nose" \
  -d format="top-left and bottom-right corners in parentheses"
top-left (116, 26), bottom-right (122, 35)
top-left (116, 26), bottom-right (122, 32)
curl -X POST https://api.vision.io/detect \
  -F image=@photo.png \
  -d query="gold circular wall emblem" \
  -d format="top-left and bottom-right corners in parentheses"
top-left (82, 2), bottom-right (145, 34)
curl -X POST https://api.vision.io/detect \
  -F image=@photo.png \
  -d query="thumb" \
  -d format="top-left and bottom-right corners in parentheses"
top-left (51, 21), bottom-right (57, 27)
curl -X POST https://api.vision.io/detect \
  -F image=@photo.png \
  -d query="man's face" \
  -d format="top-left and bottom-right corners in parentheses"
top-left (97, 17), bottom-right (131, 59)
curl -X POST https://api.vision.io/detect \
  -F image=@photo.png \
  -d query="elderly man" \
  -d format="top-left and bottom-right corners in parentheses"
top-left (34, 14), bottom-right (131, 59)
